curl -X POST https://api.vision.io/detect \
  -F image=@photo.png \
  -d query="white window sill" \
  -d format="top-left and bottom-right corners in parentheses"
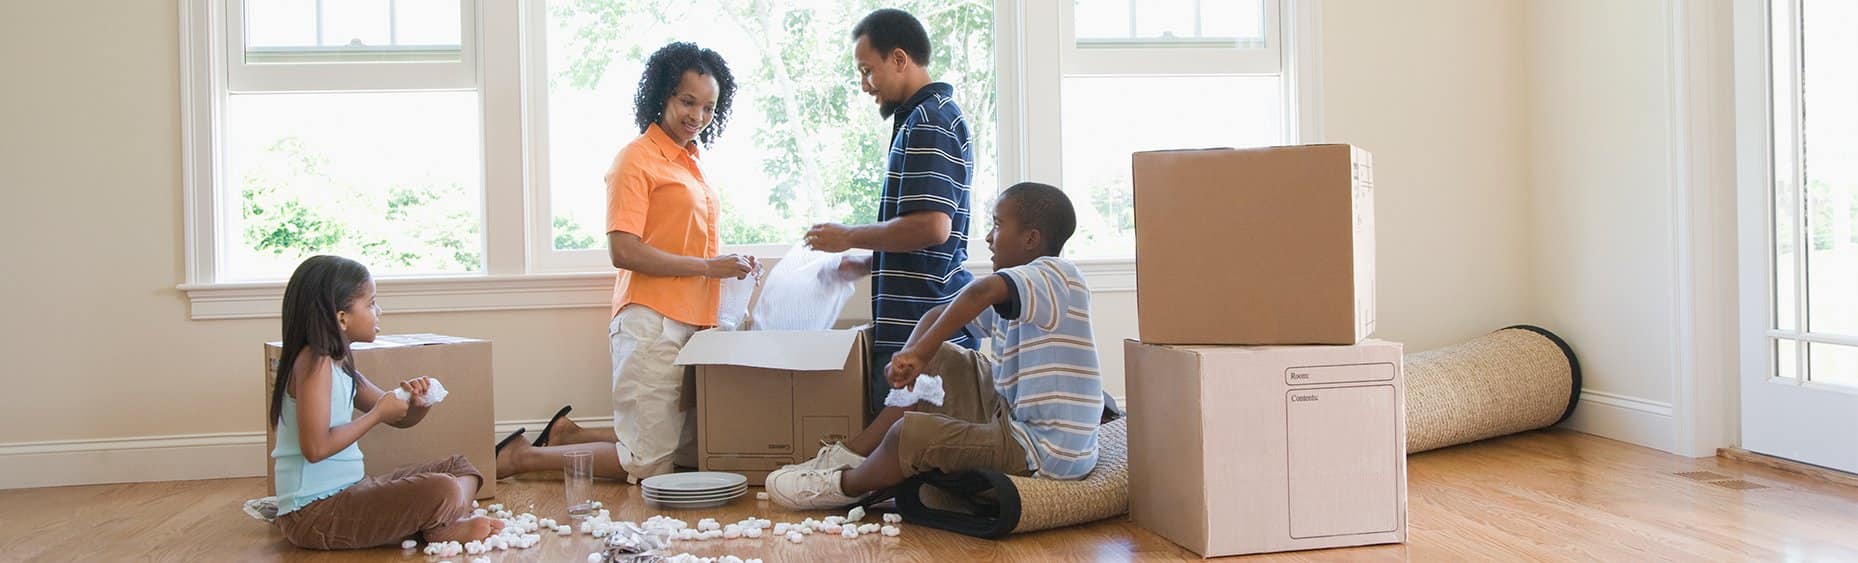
top-left (179, 258), bottom-right (1135, 320)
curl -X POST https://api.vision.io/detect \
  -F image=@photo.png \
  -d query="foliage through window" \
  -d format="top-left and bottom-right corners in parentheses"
top-left (543, 0), bottom-right (998, 251)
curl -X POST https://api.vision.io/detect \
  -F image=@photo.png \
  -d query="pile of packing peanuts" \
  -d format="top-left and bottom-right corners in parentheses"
top-left (403, 500), bottom-right (904, 563)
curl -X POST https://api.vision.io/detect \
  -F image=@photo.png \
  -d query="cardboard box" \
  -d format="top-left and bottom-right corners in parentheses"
top-left (1132, 144), bottom-right (1376, 345)
top-left (265, 334), bottom-right (496, 499)
top-left (1125, 339), bottom-right (1406, 557)
top-left (675, 328), bottom-right (867, 485)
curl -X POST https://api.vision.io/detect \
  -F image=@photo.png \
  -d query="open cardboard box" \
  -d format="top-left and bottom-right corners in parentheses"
top-left (675, 328), bottom-right (867, 486)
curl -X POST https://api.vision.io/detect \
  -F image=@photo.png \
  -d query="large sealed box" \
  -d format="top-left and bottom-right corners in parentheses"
top-left (1125, 338), bottom-right (1406, 557)
top-left (1132, 144), bottom-right (1376, 345)
top-left (675, 328), bottom-right (867, 486)
top-left (265, 334), bottom-right (495, 499)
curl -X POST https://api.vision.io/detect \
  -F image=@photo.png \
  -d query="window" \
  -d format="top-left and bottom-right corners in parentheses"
top-left (192, 0), bottom-right (484, 283)
top-left (181, 0), bottom-right (1317, 316)
top-left (1769, 0), bottom-right (1858, 387)
top-left (1027, 0), bottom-right (1301, 257)
top-left (531, 0), bottom-right (998, 271)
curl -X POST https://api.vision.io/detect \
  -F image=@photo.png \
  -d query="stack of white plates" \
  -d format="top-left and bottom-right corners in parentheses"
top-left (640, 472), bottom-right (748, 509)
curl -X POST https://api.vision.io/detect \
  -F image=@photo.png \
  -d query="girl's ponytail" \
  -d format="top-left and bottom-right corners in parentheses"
top-left (271, 255), bottom-right (371, 427)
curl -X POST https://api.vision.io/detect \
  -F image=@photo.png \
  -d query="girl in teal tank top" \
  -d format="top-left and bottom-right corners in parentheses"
top-left (269, 256), bottom-right (502, 550)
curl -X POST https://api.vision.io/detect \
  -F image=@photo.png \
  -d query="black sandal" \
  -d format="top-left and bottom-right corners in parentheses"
top-left (531, 405), bottom-right (573, 447)
top-left (495, 428), bottom-right (527, 454)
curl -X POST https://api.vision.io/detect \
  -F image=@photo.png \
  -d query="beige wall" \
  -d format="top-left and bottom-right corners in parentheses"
top-left (1323, 0), bottom-right (1535, 352)
top-left (1524, 0), bottom-right (1678, 406)
top-left (0, 1), bottom-right (1535, 462)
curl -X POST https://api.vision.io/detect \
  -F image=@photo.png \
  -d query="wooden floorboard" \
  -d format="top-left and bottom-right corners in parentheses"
top-left (3, 429), bottom-right (1856, 561)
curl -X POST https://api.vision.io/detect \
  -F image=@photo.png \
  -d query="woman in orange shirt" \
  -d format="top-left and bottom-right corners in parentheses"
top-left (496, 42), bottom-right (756, 481)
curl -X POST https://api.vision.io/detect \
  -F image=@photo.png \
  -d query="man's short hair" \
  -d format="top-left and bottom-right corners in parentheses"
top-left (852, 8), bottom-right (932, 67)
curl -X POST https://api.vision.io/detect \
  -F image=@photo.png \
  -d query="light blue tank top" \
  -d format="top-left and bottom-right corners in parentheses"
top-left (272, 360), bottom-right (366, 515)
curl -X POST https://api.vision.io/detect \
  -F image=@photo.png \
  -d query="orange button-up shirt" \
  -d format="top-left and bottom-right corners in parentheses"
top-left (604, 123), bottom-right (721, 327)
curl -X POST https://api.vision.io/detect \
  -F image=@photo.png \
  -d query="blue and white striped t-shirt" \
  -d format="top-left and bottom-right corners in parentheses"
top-left (870, 82), bottom-right (978, 408)
top-left (971, 257), bottom-right (1104, 480)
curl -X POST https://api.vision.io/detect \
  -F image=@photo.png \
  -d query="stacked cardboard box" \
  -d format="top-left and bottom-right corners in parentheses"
top-left (1125, 145), bottom-right (1407, 557)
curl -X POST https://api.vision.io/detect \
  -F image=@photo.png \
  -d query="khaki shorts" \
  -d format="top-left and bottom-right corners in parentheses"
top-left (609, 304), bottom-right (699, 483)
top-left (893, 343), bottom-right (1033, 478)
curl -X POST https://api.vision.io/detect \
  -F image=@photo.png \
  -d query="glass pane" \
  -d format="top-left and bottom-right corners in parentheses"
top-left (1133, 0), bottom-right (1196, 39)
top-left (1076, 0), bottom-right (1265, 42)
top-left (224, 91), bottom-right (483, 281)
top-left (1059, 75), bottom-right (1283, 257)
top-left (1808, 342), bottom-right (1858, 388)
top-left (1201, 0), bottom-right (1265, 42)
top-left (393, 0), bottom-right (463, 46)
top-left (543, 0), bottom-right (997, 250)
top-left (1801, 0), bottom-right (1858, 337)
top-left (1074, 0), bottom-right (1131, 40)
top-left (1773, 0), bottom-right (1800, 331)
top-left (1778, 339), bottom-right (1800, 381)
top-left (321, 0), bottom-right (392, 47)
top-left (245, 0), bottom-right (318, 48)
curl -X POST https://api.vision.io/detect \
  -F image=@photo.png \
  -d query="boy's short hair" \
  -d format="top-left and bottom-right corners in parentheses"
top-left (1001, 182), bottom-right (1076, 255)
top-left (852, 8), bottom-right (932, 67)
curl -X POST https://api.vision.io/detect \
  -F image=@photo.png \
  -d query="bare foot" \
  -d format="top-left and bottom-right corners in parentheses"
top-left (495, 439), bottom-right (530, 479)
top-left (427, 515), bottom-right (504, 543)
top-left (546, 415), bottom-right (577, 444)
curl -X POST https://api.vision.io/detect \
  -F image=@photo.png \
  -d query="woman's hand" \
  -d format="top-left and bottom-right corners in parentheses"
top-left (705, 254), bottom-right (758, 279)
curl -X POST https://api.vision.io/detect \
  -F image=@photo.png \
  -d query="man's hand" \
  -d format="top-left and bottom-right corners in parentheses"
top-left (805, 223), bottom-right (856, 253)
top-left (834, 254), bottom-right (872, 281)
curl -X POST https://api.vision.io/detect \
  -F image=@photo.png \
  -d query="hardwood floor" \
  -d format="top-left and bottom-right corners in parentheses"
top-left (3, 429), bottom-right (1855, 561)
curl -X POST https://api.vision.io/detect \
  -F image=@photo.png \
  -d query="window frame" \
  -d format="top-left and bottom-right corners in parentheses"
top-left (1758, 0), bottom-right (1858, 385)
top-left (224, 0), bottom-right (479, 92)
top-left (179, 0), bottom-right (1322, 319)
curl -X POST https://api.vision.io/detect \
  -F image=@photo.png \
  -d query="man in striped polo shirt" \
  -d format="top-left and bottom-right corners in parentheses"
top-left (768, 182), bottom-right (1104, 509)
top-left (805, 8), bottom-right (977, 418)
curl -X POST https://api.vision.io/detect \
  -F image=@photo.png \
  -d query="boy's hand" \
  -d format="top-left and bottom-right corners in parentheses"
top-left (804, 223), bottom-right (855, 253)
top-left (399, 377), bottom-right (432, 407)
top-left (885, 347), bottom-right (929, 389)
top-left (373, 390), bottom-right (410, 423)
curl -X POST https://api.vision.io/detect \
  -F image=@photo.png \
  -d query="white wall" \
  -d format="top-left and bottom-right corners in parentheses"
top-left (0, 0), bottom-right (1539, 488)
top-left (1524, 0), bottom-right (1687, 452)
top-left (1323, 0), bottom-right (1534, 353)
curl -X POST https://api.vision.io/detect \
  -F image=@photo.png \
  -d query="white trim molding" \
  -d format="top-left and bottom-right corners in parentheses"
top-left (180, 259), bottom-right (1138, 320)
top-left (1664, 0), bottom-right (1739, 458)
top-left (0, 417), bottom-right (617, 490)
top-left (1561, 390), bottom-right (1678, 453)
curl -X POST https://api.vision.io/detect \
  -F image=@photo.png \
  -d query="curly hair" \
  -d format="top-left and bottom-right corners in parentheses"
top-left (634, 42), bottom-right (736, 147)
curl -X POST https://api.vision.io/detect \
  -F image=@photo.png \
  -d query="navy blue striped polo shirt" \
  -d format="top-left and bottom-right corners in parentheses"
top-left (870, 82), bottom-right (978, 408)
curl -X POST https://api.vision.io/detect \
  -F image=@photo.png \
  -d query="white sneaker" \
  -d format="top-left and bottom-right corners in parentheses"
top-left (764, 466), bottom-right (864, 510)
top-left (784, 442), bottom-right (866, 471)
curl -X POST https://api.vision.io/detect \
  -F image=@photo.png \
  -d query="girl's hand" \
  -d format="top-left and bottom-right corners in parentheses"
top-left (400, 377), bottom-right (432, 407)
top-left (373, 389), bottom-right (411, 423)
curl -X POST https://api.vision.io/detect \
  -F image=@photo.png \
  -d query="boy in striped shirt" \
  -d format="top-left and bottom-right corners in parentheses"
top-left (767, 182), bottom-right (1104, 509)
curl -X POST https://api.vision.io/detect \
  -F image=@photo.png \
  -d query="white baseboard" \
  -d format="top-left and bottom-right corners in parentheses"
top-left (0, 417), bottom-right (615, 490)
top-left (1559, 390), bottom-right (1677, 453)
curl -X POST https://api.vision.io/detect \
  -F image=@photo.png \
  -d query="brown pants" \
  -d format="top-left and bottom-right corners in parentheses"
top-left (893, 343), bottom-right (1034, 478)
top-left (274, 455), bottom-right (483, 550)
